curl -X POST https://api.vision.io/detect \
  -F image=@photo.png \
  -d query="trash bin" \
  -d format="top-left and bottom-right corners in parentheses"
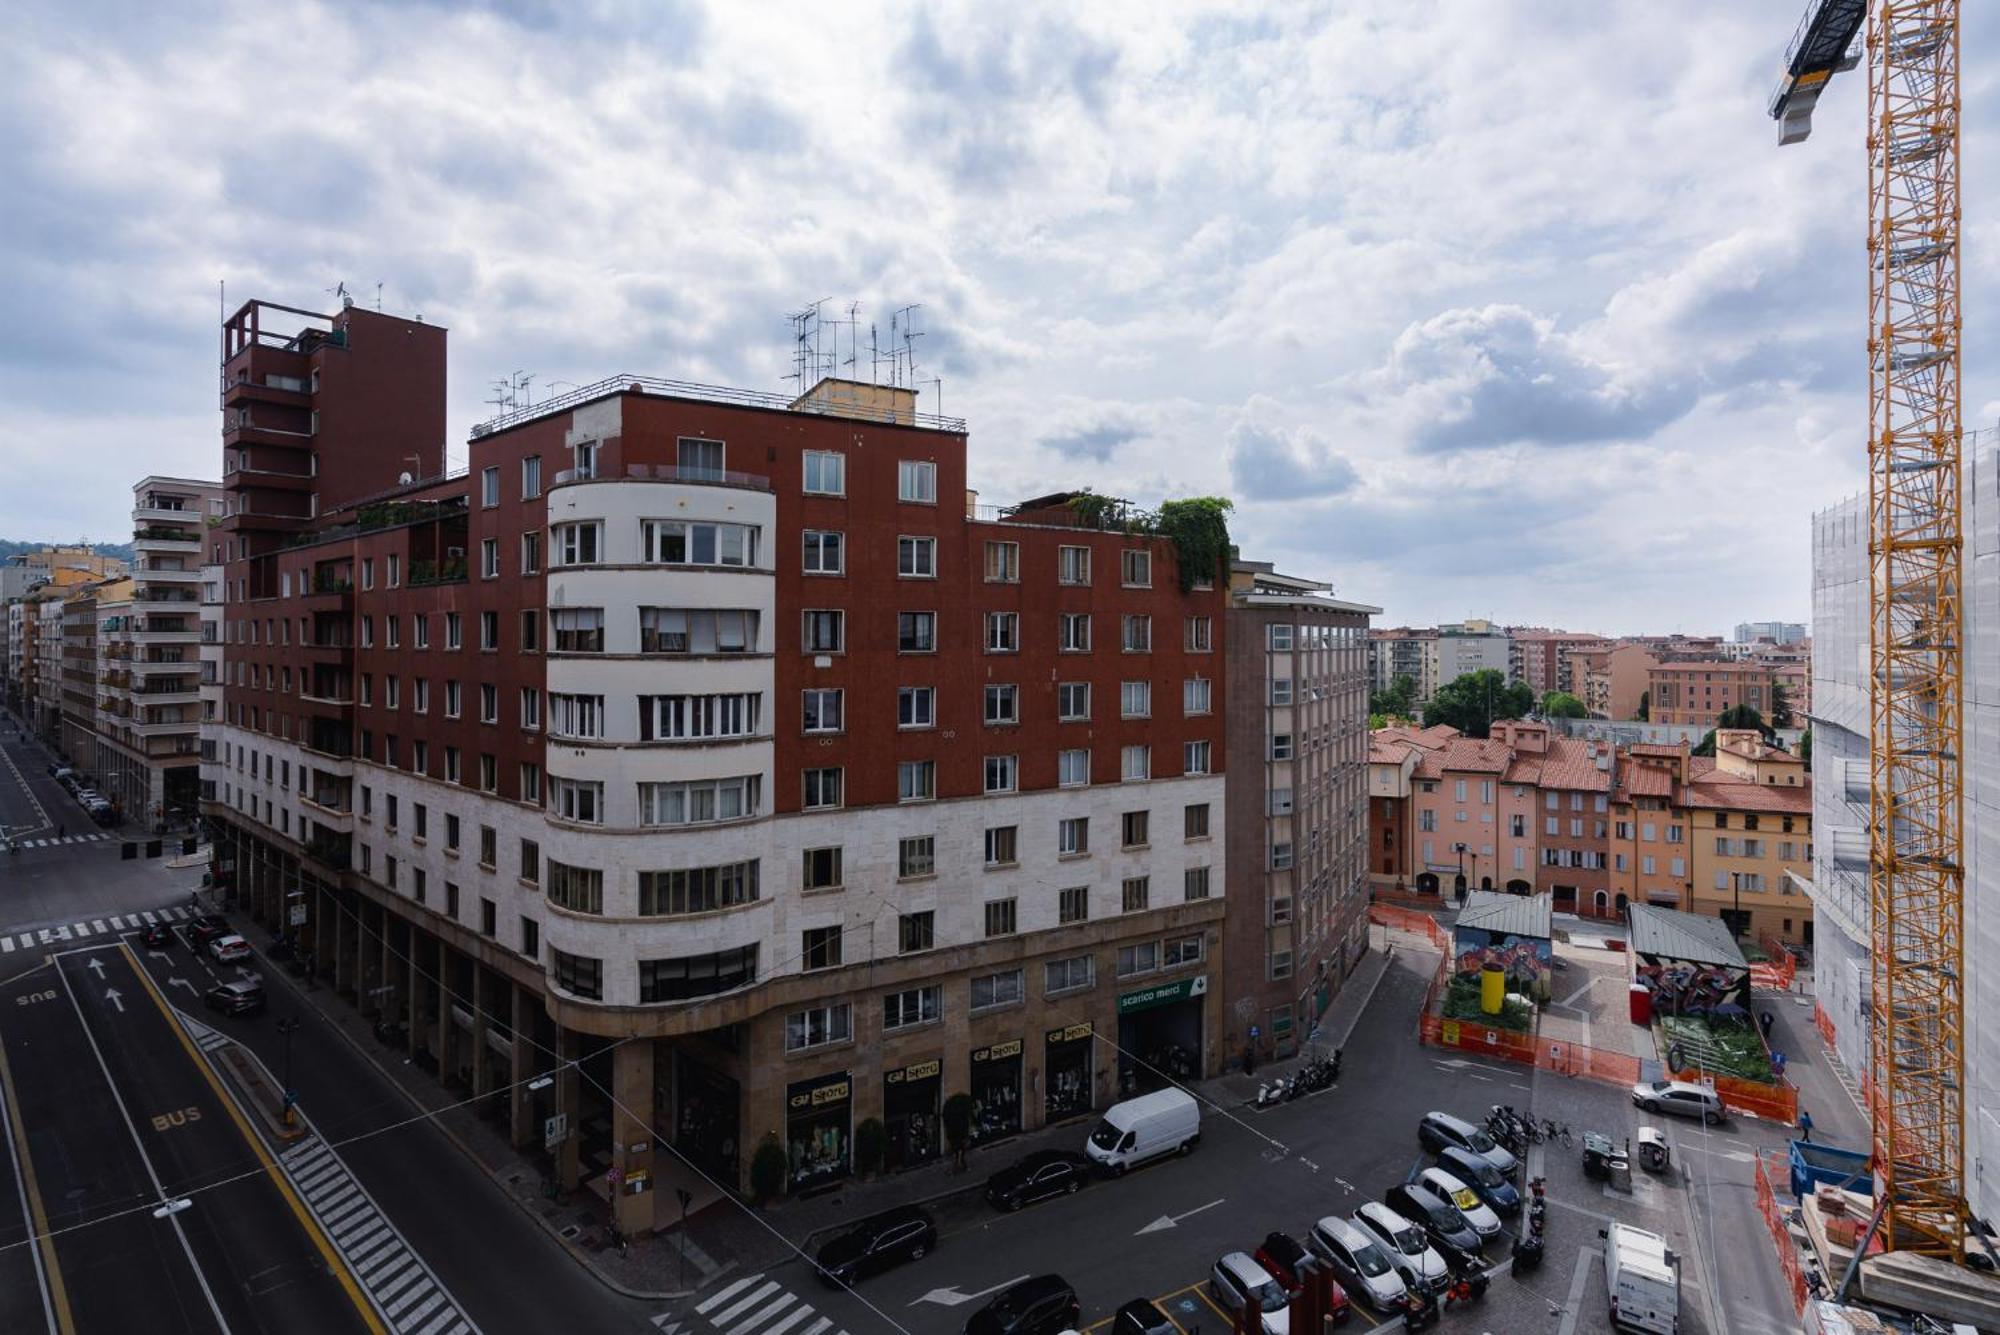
top-left (1609, 1156), bottom-right (1632, 1193)
top-left (1629, 983), bottom-right (1653, 1025)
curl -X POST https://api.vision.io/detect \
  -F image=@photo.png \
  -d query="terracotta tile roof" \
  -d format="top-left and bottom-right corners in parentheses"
top-left (1679, 773), bottom-right (1814, 814)
top-left (1414, 736), bottom-right (1512, 779)
top-left (1535, 737), bottom-right (1613, 792)
top-left (1627, 744), bottom-right (1682, 757)
top-left (1688, 757), bottom-right (1718, 778)
top-left (1615, 765), bottom-right (1675, 801)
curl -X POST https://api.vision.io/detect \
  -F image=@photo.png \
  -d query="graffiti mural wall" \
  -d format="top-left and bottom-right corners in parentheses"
top-left (1451, 926), bottom-right (1553, 1006)
top-left (1631, 953), bottom-right (1751, 1021)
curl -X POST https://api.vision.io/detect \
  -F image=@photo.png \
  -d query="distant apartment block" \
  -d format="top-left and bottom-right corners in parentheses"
top-left (1646, 660), bottom-right (1788, 727)
top-left (1734, 620), bottom-right (1805, 644)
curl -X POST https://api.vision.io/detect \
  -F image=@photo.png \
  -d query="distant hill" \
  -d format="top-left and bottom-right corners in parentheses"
top-left (0, 539), bottom-right (134, 564)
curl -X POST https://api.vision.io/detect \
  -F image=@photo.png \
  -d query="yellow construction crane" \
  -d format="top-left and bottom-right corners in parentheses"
top-left (1772, 1), bottom-right (1965, 1259)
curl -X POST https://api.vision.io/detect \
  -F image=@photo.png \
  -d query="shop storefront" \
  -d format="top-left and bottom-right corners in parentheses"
top-left (1043, 1023), bottom-right (1095, 1123)
top-left (1116, 974), bottom-right (1207, 1096)
top-left (882, 1058), bottom-right (942, 1170)
top-left (785, 1071), bottom-right (851, 1192)
top-left (675, 1054), bottom-right (740, 1184)
top-left (968, 1039), bottom-right (1022, 1145)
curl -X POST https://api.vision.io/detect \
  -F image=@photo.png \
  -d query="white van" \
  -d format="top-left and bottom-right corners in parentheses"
top-left (1084, 1088), bottom-right (1200, 1175)
top-left (1602, 1224), bottom-right (1679, 1334)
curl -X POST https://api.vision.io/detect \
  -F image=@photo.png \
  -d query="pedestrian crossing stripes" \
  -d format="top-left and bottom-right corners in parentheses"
top-left (682, 1274), bottom-right (849, 1335)
top-left (181, 1015), bottom-right (231, 1055)
top-left (8, 831), bottom-right (112, 849)
top-left (0, 903), bottom-right (193, 953)
top-left (279, 1136), bottom-right (480, 1335)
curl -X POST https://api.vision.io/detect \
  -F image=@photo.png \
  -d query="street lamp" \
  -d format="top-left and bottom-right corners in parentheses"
top-left (1452, 843), bottom-right (1469, 905)
top-left (276, 1017), bottom-right (300, 1127)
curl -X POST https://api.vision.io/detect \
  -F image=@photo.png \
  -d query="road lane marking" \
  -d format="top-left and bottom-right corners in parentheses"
top-left (725, 1292), bottom-right (795, 1334)
top-left (120, 943), bottom-right (390, 1335)
top-left (0, 1026), bottom-right (71, 1333)
top-left (714, 1281), bottom-right (782, 1324)
top-left (698, 1277), bottom-right (762, 1315)
top-left (1554, 1245), bottom-right (1599, 1335)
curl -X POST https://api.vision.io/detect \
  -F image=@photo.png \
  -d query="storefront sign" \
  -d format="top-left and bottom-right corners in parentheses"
top-left (1045, 1022), bottom-right (1093, 1045)
top-left (787, 1072), bottom-right (851, 1111)
top-left (885, 1059), bottom-right (941, 1085)
top-left (1117, 974), bottom-right (1208, 1016)
top-left (972, 1039), bottom-right (1022, 1064)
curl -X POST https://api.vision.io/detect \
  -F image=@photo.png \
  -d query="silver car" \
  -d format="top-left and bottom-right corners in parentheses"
top-left (1631, 1079), bottom-right (1726, 1125)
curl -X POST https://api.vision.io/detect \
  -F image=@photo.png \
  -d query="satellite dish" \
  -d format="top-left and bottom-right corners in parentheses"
top-left (398, 471), bottom-right (414, 484)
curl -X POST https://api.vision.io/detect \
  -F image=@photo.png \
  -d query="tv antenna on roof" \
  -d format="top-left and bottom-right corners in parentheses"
top-left (327, 281), bottom-right (352, 309)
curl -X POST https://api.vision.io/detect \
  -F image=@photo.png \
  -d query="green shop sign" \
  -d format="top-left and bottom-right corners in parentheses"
top-left (1117, 974), bottom-right (1208, 1016)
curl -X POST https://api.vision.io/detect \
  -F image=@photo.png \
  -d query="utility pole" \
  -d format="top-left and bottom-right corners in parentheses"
top-left (276, 1016), bottom-right (300, 1127)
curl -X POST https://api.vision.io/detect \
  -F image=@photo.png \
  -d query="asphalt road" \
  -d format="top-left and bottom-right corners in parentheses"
top-left (0, 943), bottom-right (374, 1333)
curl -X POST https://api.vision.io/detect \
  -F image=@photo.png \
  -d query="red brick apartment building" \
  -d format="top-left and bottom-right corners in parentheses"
top-left (204, 299), bottom-right (1229, 1216)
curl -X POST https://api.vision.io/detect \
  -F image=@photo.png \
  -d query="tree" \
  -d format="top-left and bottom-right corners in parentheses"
top-left (1540, 691), bottom-right (1587, 719)
top-left (1770, 681), bottom-right (1796, 730)
top-left (1636, 690), bottom-right (1650, 722)
top-left (1692, 730), bottom-right (1716, 757)
top-left (1370, 673), bottom-right (1419, 722)
top-left (1717, 704), bottom-right (1774, 740)
top-left (1798, 728), bottom-right (1813, 763)
top-left (1423, 669), bottom-right (1533, 739)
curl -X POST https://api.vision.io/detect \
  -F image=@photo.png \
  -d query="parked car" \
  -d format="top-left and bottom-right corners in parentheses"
top-left (1437, 1146), bottom-right (1522, 1216)
top-left (203, 979), bottom-right (265, 1015)
top-left (1415, 1167), bottom-right (1502, 1239)
top-left (1631, 1079), bottom-right (1726, 1125)
top-left (1383, 1182), bottom-right (1483, 1264)
top-left (186, 915), bottom-right (231, 947)
top-left (1209, 1251), bottom-right (1291, 1335)
top-left (207, 934), bottom-right (252, 965)
top-left (986, 1150), bottom-right (1091, 1211)
top-left (963, 1275), bottom-right (1079, 1335)
top-left (814, 1205), bottom-right (937, 1287)
top-left (1307, 1215), bottom-right (1408, 1313)
top-left (1352, 1202), bottom-right (1449, 1296)
top-left (1256, 1231), bottom-right (1349, 1322)
top-left (1084, 1087), bottom-right (1201, 1175)
top-left (1417, 1110), bottom-right (1519, 1179)
top-left (140, 923), bottom-right (174, 950)
top-left (1110, 1298), bottom-right (1177, 1335)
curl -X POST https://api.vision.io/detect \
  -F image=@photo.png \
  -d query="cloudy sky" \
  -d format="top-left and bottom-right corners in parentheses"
top-left (4, 1), bottom-right (1996, 634)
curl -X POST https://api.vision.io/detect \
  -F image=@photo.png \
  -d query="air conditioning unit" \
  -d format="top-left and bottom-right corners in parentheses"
top-left (447, 546), bottom-right (465, 558)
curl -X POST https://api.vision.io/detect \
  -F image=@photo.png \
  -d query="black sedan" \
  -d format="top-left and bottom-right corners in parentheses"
top-left (964, 1275), bottom-right (1079, 1335)
top-left (985, 1150), bottom-right (1091, 1211)
top-left (815, 1205), bottom-right (936, 1287)
top-left (140, 923), bottom-right (174, 950)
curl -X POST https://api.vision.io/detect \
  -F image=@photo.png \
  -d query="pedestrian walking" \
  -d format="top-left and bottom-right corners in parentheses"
top-left (1799, 1108), bottom-right (1814, 1143)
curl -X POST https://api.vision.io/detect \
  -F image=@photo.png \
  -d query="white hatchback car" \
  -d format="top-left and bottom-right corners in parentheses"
top-left (1416, 1166), bottom-right (1501, 1238)
top-left (208, 933), bottom-right (252, 965)
top-left (1352, 1201), bottom-right (1449, 1296)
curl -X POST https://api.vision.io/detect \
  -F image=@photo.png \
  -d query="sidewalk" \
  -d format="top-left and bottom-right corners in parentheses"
top-left (1203, 926), bottom-right (1402, 1107)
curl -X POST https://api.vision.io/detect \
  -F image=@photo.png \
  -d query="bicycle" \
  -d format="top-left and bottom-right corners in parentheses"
top-left (1545, 1120), bottom-right (1573, 1147)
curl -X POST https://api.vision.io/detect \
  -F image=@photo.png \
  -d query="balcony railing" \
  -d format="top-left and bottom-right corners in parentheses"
top-left (409, 557), bottom-right (467, 587)
top-left (551, 462), bottom-right (774, 491)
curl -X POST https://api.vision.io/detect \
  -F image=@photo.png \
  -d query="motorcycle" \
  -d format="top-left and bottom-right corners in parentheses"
top-left (1256, 1074), bottom-right (1290, 1107)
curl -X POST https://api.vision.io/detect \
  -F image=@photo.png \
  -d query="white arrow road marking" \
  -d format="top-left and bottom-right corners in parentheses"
top-left (911, 1274), bottom-right (1033, 1308)
top-left (86, 957), bottom-right (107, 979)
top-left (168, 976), bottom-right (196, 994)
top-left (1333, 1177), bottom-right (1357, 1192)
top-left (1135, 1198), bottom-right (1225, 1236)
top-left (103, 988), bottom-right (124, 1013)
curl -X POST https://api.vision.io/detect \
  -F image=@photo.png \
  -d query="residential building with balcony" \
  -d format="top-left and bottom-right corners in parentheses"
top-left (1515, 725), bottom-right (1614, 915)
top-left (1509, 629), bottom-right (1606, 697)
top-left (1367, 627), bottom-right (1436, 701)
top-left (1607, 745), bottom-right (1690, 913)
top-left (1223, 561), bottom-right (1375, 1062)
top-left (59, 581), bottom-right (107, 771)
top-left (203, 299), bottom-right (1229, 1219)
top-left (1405, 730), bottom-right (1541, 898)
top-left (1684, 731), bottom-right (1812, 943)
top-left (1734, 621), bottom-right (1805, 645)
top-left (1571, 642), bottom-right (1661, 722)
top-left (1646, 659), bottom-right (1785, 727)
top-left (0, 544), bottom-right (126, 605)
top-left (1366, 723), bottom-right (1457, 891)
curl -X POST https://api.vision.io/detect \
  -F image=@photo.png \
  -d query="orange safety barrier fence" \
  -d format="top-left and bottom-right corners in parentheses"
top-left (1754, 1149), bottom-right (1809, 1315)
top-left (1667, 1068), bottom-right (1799, 1124)
top-left (1367, 903), bottom-right (1451, 951)
top-left (1812, 1000), bottom-right (1837, 1048)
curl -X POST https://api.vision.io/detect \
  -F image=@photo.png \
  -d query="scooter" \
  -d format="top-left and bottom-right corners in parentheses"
top-left (1256, 1074), bottom-right (1291, 1107)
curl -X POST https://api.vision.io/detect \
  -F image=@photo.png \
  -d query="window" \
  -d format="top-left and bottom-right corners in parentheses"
top-left (546, 861), bottom-right (604, 914)
top-left (553, 522), bottom-right (601, 566)
top-left (1118, 941), bottom-right (1159, 976)
top-left (898, 760), bottom-right (935, 802)
top-left (522, 454), bottom-right (542, 499)
top-left (1059, 612), bottom-right (1091, 652)
top-left (639, 607), bottom-right (758, 654)
top-left (1271, 734), bottom-right (1294, 761)
top-left (802, 926), bottom-right (842, 971)
top-left (785, 1003), bottom-right (852, 1052)
top-left (480, 610), bottom-right (498, 650)
top-left (985, 612), bottom-right (1019, 652)
top-left (802, 609), bottom-right (844, 653)
top-left (519, 916), bottom-right (539, 959)
top-left (1184, 740), bottom-right (1211, 774)
top-left (1270, 678), bottom-right (1294, 706)
top-left (361, 558), bottom-right (375, 590)
top-left (552, 950), bottom-right (603, 1000)
top-left (481, 538), bottom-right (499, 578)
top-left (1121, 681), bottom-right (1152, 718)
top-left (1058, 545), bottom-right (1090, 585)
top-left (984, 754), bottom-right (1018, 793)
top-left (897, 611), bottom-right (936, 653)
top-left (479, 683), bottom-right (497, 724)
top-left (1121, 876), bottom-right (1150, 913)
top-left (641, 519), bottom-right (757, 567)
top-left (803, 847), bottom-right (843, 892)
top-left (1269, 951), bottom-right (1293, 981)
top-left (638, 776), bottom-right (761, 826)
top-left (802, 450), bottom-right (845, 495)
top-left (970, 970), bottom-right (1024, 1012)
top-left (802, 767), bottom-right (843, 809)
top-left (385, 616), bottom-right (400, 649)
top-left (1184, 866), bottom-right (1212, 900)
top-left (520, 531), bottom-right (541, 574)
top-left (1271, 842), bottom-right (1295, 870)
top-left (984, 684), bottom-right (1019, 725)
top-left (1122, 810), bottom-right (1150, 848)
top-left (677, 436), bottom-right (724, 480)
top-left (1184, 616), bottom-right (1212, 652)
top-left (551, 778), bottom-right (603, 823)
top-left (1121, 549), bottom-right (1152, 587)
top-left (1121, 745), bottom-right (1151, 781)
top-left (1057, 682), bottom-right (1091, 720)
top-left (640, 946), bottom-right (759, 1003)
top-left (984, 898), bottom-right (1018, 938)
top-left (481, 466), bottom-right (500, 507)
top-left (1183, 804), bottom-right (1212, 841)
top-left (519, 687), bottom-right (541, 729)
top-left (898, 686), bottom-right (935, 728)
top-left (414, 613), bottom-right (429, 649)
top-left (898, 536), bottom-right (936, 577)
top-left (445, 612), bottom-right (462, 649)
top-left (1046, 952), bottom-right (1093, 991)
top-left (1268, 624), bottom-right (1293, 651)
top-left (519, 763), bottom-right (542, 803)
top-left (898, 459), bottom-right (936, 503)
top-left (1058, 816), bottom-right (1089, 856)
top-left (984, 540), bottom-right (1019, 582)
top-left (899, 912), bottom-right (935, 953)
top-left (974, 825), bottom-right (1017, 870)
top-left (479, 825), bottom-right (497, 868)
top-left (898, 836), bottom-right (936, 879)
top-left (1058, 748), bottom-right (1090, 787)
top-left (884, 986), bottom-right (942, 1030)
top-left (414, 804), bottom-right (429, 839)
top-left (639, 692), bottom-right (760, 740)
top-left (1183, 677), bottom-right (1211, 714)
top-left (442, 681), bottom-right (463, 717)
top-left (802, 530), bottom-right (844, 574)
top-left (1165, 934), bottom-right (1203, 967)
top-left (637, 861), bottom-right (761, 915)
top-left (519, 838), bottom-right (540, 883)
top-left (548, 693), bottom-right (605, 739)
top-left (1121, 615), bottom-right (1152, 652)
top-left (802, 688), bottom-right (843, 733)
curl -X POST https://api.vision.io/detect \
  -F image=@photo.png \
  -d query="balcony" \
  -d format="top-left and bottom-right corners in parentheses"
top-left (135, 566), bottom-right (202, 587)
top-left (220, 376), bottom-right (310, 411)
top-left (132, 527), bottom-right (203, 552)
top-left (303, 832), bottom-right (352, 872)
top-left (130, 716), bottom-right (201, 737)
top-left (408, 557), bottom-right (467, 587)
top-left (131, 625), bottom-right (200, 644)
top-left (133, 504), bottom-right (200, 525)
top-left (131, 654), bottom-right (194, 673)
top-left (134, 683), bottom-right (201, 705)
top-left (300, 794), bottom-right (355, 832)
top-left (551, 462), bottom-right (774, 491)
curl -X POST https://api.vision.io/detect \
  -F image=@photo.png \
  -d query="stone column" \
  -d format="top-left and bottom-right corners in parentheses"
top-left (610, 1039), bottom-right (655, 1236)
top-left (433, 935), bottom-right (452, 1086)
top-left (555, 1026), bottom-right (582, 1190)
top-left (470, 965), bottom-right (490, 1101)
top-left (509, 983), bottom-right (534, 1149)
